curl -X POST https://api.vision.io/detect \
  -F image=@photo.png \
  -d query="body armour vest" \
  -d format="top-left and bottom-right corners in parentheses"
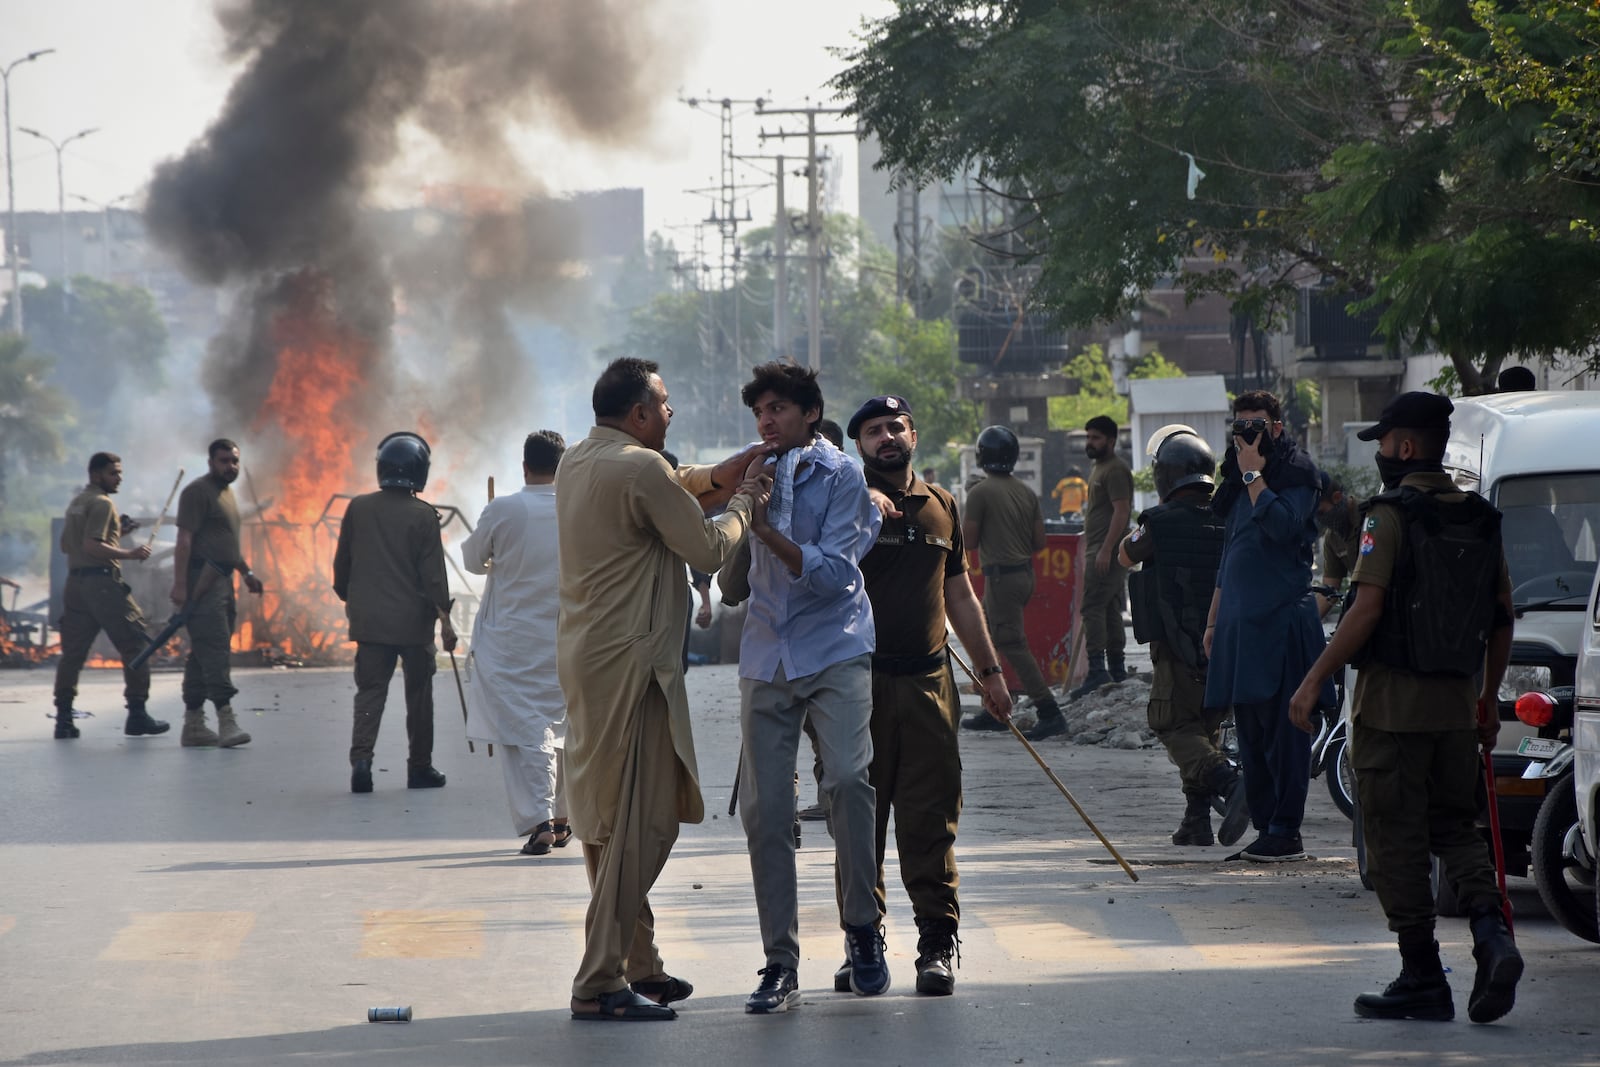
top-left (1356, 485), bottom-right (1502, 678)
top-left (1130, 498), bottom-right (1226, 670)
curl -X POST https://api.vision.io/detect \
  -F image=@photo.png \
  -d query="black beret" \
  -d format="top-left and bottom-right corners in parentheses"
top-left (1356, 391), bottom-right (1454, 441)
top-left (846, 395), bottom-right (913, 440)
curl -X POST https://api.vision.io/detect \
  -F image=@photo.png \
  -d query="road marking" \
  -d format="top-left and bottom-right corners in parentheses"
top-left (100, 912), bottom-right (255, 961)
top-left (359, 910), bottom-right (484, 959)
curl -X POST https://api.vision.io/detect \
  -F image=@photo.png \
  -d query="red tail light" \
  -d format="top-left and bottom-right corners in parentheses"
top-left (1515, 691), bottom-right (1556, 727)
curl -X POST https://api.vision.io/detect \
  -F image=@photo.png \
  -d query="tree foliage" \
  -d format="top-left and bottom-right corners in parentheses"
top-left (0, 335), bottom-right (71, 524)
top-left (856, 302), bottom-right (978, 472)
top-left (1048, 345), bottom-right (1127, 430)
top-left (834, 0), bottom-right (1600, 393)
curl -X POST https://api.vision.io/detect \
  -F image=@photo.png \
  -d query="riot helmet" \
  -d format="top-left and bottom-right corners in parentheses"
top-left (976, 426), bottom-right (1020, 473)
top-left (1152, 430), bottom-right (1215, 501)
top-left (376, 431), bottom-right (431, 492)
top-left (1145, 422), bottom-right (1198, 458)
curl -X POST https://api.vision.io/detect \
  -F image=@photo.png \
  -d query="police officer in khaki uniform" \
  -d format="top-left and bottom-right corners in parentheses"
top-left (1291, 391), bottom-right (1521, 1025)
top-left (52, 452), bottom-right (170, 739)
top-left (1315, 471), bottom-right (1362, 618)
top-left (1119, 430), bottom-right (1245, 847)
top-left (333, 431), bottom-right (457, 793)
top-left (1075, 414), bottom-right (1134, 701)
top-left (960, 426), bottom-right (1062, 738)
top-left (172, 439), bottom-right (261, 748)
top-left (846, 396), bottom-right (1011, 997)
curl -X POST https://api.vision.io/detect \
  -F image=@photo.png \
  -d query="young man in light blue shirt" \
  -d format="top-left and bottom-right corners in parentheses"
top-left (736, 362), bottom-right (887, 1014)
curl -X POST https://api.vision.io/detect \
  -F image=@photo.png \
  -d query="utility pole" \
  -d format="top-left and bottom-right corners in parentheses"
top-left (734, 153), bottom-right (793, 360)
top-left (757, 103), bottom-right (851, 372)
top-left (20, 124), bottom-right (98, 313)
top-left (3, 48), bottom-right (55, 336)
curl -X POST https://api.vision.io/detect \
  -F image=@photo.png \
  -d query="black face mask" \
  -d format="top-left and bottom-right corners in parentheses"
top-left (1316, 504), bottom-right (1351, 535)
top-left (1375, 453), bottom-right (1441, 490)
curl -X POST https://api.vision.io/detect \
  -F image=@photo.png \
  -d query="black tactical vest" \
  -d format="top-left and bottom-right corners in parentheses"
top-left (1129, 498), bottom-right (1226, 670)
top-left (1357, 485), bottom-right (1502, 677)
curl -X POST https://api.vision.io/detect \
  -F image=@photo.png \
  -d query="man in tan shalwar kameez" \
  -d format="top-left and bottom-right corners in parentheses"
top-left (558, 357), bottom-right (768, 1022)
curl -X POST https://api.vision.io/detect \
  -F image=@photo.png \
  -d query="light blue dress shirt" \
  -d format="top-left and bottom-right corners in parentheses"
top-left (739, 443), bottom-right (880, 682)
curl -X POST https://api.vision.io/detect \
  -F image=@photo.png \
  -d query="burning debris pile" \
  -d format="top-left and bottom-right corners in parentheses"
top-left (139, 0), bottom-right (682, 663)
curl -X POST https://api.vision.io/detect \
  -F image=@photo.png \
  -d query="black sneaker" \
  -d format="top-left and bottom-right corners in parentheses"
top-left (1242, 832), bottom-right (1306, 862)
top-left (745, 965), bottom-right (799, 1014)
top-left (1354, 968), bottom-right (1454, 1021)
top-left (833, 959), bottom-right (852, 993)
top-left (407, 766), bottom-right (447, 789)
top-left (960, 711), bottom-right (1007, 732)
top-left (844, 923), bottom-right (890, 996)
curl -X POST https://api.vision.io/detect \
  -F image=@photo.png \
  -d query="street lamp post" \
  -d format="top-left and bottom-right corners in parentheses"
top-left (19, 124), bottom-right (98, 313)
top-left (71, 192), bottom-right (129, 279)
top-left (3, 48), bottom-right (55, 336)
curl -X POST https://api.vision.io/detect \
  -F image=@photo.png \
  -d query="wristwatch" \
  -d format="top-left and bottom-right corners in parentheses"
top-left (978, 664), bottom-right (1005, 679)
top-left (1241, 470), bottom-right (1260, 485)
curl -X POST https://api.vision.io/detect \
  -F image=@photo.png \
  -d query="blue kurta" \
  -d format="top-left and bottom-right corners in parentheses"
top-left (1204, 481), bottom-right (1334, 709)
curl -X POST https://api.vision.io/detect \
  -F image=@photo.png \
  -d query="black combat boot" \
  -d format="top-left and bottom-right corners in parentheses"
top-left (1354, 926), bottom-right (1454, 1021)
top-left (1024, 697), bottom-right (1067, 741)
top-left (1171, 790), bottom-right (1214, 845)
top-left (1208, 762), bottom-right (1250, 847)
top-left (1107, 652), bottom-right (1131, 683)
top-left (123, 704), bottom-right (171, 736)
top-left (1466, 904), bottom-right (1523, 1024)
top-left (913, 916), bottom-right (960, 996)
top-left (54, 707), bottom-right (80, 740)
top-left (1068, 653), bottom-right (1111, 702)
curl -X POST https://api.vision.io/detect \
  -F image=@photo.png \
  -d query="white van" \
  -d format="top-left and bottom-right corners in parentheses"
top-left (1443, 391), bottom-right (1600, 936)
top-left (1573, 564), bottom-right (1600, 925)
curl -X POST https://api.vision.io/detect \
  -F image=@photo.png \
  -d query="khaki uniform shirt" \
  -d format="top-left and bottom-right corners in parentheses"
top-left (61, 486), bottom-right (121, 573)
top-left (861, 467), bottom-right (965, 658)
top-left (1350, 470), bottom-right (1512, 732)
top-left (1083, 455), bottom-right (1134, 552)
top-left (332, 489), bottom-right (451, 646)
top-left (1320, 496), bottom-right (1363, 589)
top-left (965, 474), bottom-right (1039, 566)
top-left (176, 475), bottom-right (244, 569)
top-left (555, 427), bottom-right (751, 842)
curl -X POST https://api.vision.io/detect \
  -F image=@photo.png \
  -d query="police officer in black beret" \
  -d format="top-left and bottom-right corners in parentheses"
top-left (1290, 391), bottom-right (1522, 1024)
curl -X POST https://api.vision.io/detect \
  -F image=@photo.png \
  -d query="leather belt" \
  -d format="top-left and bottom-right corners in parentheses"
top-left (982, 562), bottom-right (1032, 577)
top-left (69, 566), bottom-right (116, 577)
top-left (871, 651), bottom-right (947, 676)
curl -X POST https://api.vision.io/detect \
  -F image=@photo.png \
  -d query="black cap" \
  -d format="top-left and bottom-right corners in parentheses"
top-left (846, 395), bottom-right (912, 440)
top-left (1356, 391), bottom-right (1454, 441)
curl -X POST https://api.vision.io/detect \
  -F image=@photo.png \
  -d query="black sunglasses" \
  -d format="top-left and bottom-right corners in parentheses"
top-left (1231, 418), bottom-right (1271, 435)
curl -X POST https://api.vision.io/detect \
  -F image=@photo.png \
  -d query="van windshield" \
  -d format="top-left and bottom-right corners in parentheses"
top-left (1495, 473), bottom-right (1600, 605)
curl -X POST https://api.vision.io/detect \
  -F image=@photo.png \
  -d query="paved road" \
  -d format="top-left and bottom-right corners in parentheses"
top-left (1, 662), bottom-right (1595, 1066)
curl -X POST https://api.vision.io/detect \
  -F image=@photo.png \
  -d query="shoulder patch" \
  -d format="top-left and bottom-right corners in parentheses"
top-left (1359, 531), bottom-right (1376, 555)
top-left (1129, 526), bottom-right (1144, 542)
top-left (1364, 515), bottom-right (1379, 531)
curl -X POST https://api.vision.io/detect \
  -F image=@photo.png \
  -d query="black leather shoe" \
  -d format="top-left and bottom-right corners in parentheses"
top-left (407, 766), bottom-right (446, 789)
top-left (914, 919), bottom-right (959, 996)
top-left (745, 965), bottom-right (799, 1014)
top-left (844, 923), bottom-right (890, 996)
top-left (960, 710), bottom-right (1007, 732)
top-left (1024, 714), bottom-right (1067, 741)
top-left (1067, 669), bottom-right (1112, 702)
top-left (631, 975), bottom-right (694, 1005)
top-left (351, 759), bottom-right (373, 793)
top-left (1354, 968), bottom-right (1454, 1021)
top-left (124, 707), bottom-right (171, 736)
top-left (54, 712), bottom-right (80, 740)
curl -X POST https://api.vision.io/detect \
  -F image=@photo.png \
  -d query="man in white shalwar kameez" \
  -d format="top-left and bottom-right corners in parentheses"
top-left (462, 430), bottom-right (571, 855)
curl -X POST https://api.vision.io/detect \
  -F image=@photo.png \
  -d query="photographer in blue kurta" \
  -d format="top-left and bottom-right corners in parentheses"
top-left (1202, 390), bottom-right (1334, 862)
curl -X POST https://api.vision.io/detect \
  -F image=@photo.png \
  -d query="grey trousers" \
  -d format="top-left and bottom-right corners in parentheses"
top-left (740, 654), bottom-right (878, 970)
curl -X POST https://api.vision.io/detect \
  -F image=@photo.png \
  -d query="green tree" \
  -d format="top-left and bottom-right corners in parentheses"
top-left (1128, 351), bottom-right (1185, 381)
top-left (856, 302), bottom-right (977, 473)
top-left (1047, 345), bottom-right (1127, 431)
top-left (0, 335), bottom-right (71, 524)
top-left (835, 0), bottom-right (1600, 393)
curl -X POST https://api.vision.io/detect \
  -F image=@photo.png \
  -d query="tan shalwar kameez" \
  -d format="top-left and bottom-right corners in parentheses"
top-left (556, 426), bottom-right (750, 999)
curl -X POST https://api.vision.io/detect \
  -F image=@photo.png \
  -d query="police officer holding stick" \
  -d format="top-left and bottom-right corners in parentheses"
top-left (1289, 391), bottom-right (1521, 1025)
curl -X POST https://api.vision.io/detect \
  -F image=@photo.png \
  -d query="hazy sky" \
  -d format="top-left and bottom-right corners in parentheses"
top-left (3, 0), bottom-right (893, 241)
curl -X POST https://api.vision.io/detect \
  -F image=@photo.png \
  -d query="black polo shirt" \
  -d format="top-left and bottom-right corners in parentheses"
top-left (860, 467), bottom-right (966, 658)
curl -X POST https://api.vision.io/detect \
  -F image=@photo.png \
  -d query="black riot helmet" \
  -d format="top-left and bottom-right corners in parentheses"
top-left (1152, 430), bottom-right (1216, 502)
top-left (976, 426), bottom-right (1020, 473)
top-left (376, 431), bottom-right (431, 492)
